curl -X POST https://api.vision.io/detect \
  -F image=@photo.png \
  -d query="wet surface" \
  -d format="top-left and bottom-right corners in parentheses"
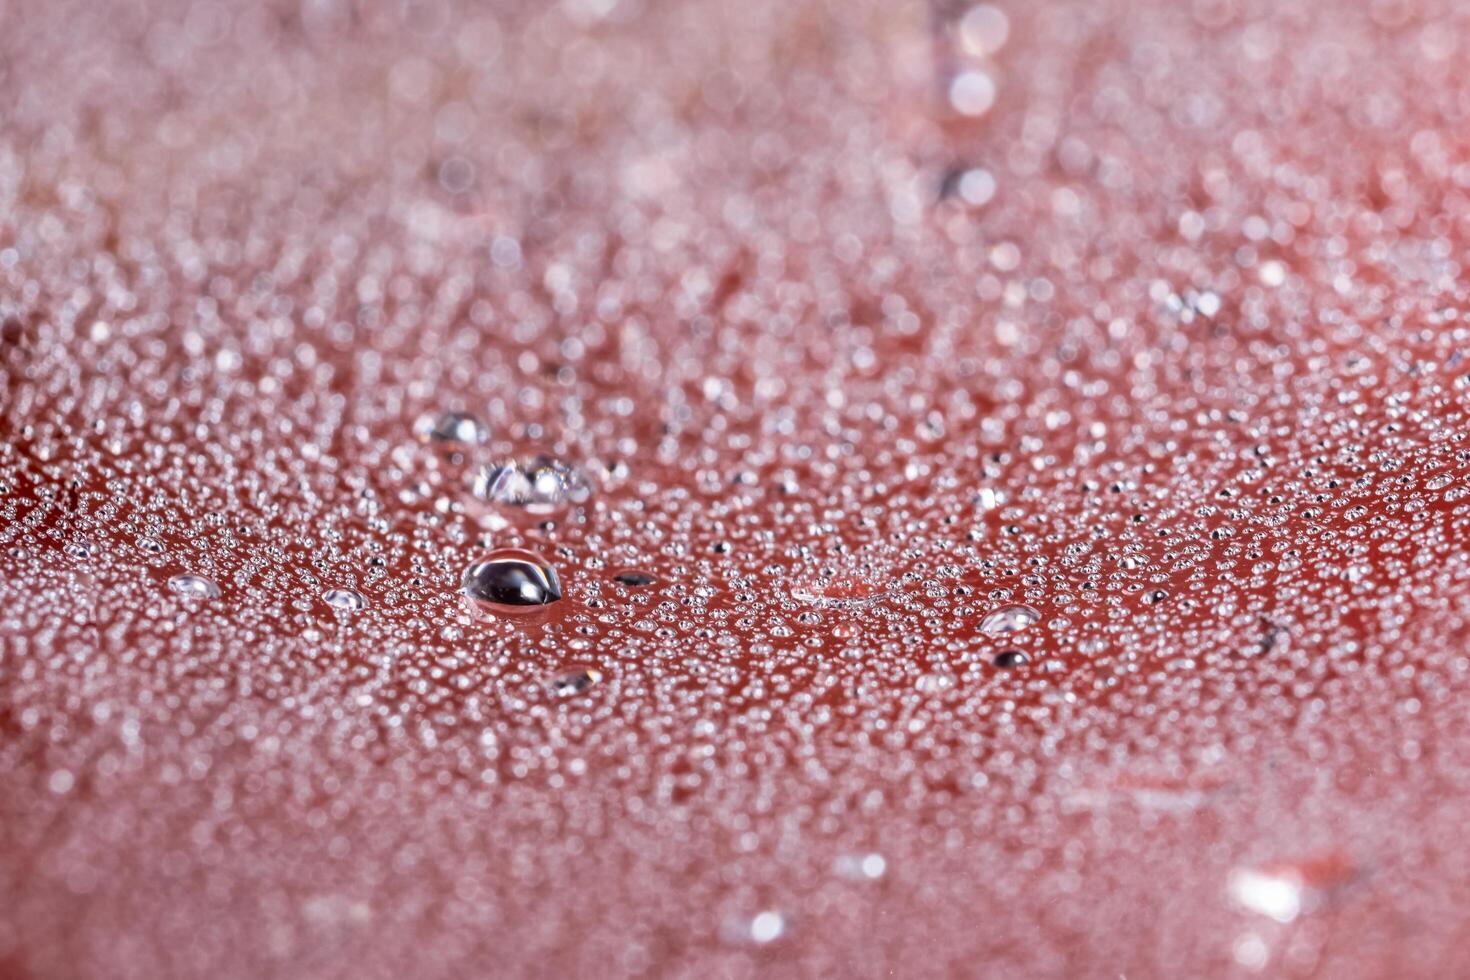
top-left (4, 0), bottom-right (1470, 976)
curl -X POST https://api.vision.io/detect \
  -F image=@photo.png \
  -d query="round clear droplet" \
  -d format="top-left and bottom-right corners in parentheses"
top-left (978, 603), bottom-right (1041, 636)
top-left (322, 588), bottom-right (367, 610)
top-left (471, 455), bottom-right (591, 514)
top-left (168, 574), bottom-right (221, 599)
top-left (546, 665), bottom-right (603, 697)
top-left (948, 69), bottom-right (996, 117)
top-left (462, 548), bottom-right (563, 617)
top-left (414, 410), bottom-right (488, 449)
top-left (992, 649), bottom-right (1029, 668)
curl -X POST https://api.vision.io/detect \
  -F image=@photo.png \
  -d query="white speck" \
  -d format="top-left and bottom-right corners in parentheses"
top-left (835, 852), bottom-right (888, 880)
top-left (957, 167), bottom-right (997, 206)
top-left (959, 4), bottom-right (1010, 57)
top-left (168, 574), bottom-right (221, 600)
top-left (749, 910), bottom-right (785, 944)
top-left (949, 70), bottom-right (997, 117)
top-left (1228, 868), bottom-right (1302, 923)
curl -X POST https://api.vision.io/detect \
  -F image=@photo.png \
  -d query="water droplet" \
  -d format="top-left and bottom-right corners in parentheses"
top-left (948, 69), bottom-right (996, 117)
top-left (322, 588), bottom-right (367, 610)
top-left (992, 649), bottom-right (1029, 668)
top-left (958, 4), bottom-right (1010, 57)
top-left (955, 167), bottom-right (996, 207)
top-left (834, 852), bottom-right (888, 881)
top-left (1228, 854), bottom-right (1354, 923)
top-left (723, 909), bottom-right (786, 945)
top-left (612, 569), bottom-right (656, 587)
top-left (462, 548), bottom-right (563, 617)
top-left (916, 671), bottom-right (957, 693)
top-left (471, 455), bottom-right (591, 513)
top-left (414, 410), bottom-right (487, 449)
top-left (168, 574), bottom-right (220, 599)
top-left (978, 603), bottom-right (1041, 636)
top-left (546, 665), bottom-right (602, 697)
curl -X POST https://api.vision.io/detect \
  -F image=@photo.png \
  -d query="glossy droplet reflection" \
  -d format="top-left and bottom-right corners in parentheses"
top-left (612, 569), bottom-right (656, 587)
top-left (168, 574), bottom-right (220, 599)
top-left (413, 410), bottom-right (488, 449)
top-left (462, 548), bottom-right (563, 617)
top-left (978, 603), bottom-right (1041, 636)
top-left (546, 665), bottom-right (602, 697)
top-left (322, 588), bottom-right (367, 610)
top-left (471, 455), bottom-right (591, 513)
top-left (992, 650), bottom-right (1029, 668)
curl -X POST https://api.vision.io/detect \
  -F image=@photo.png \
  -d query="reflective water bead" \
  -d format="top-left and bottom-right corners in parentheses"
top-left (322, 588), bottom-right (367, 610)
top-left (978, 603), bottom-right (1041, 636)
top-left (462, 548), bottom-right (563, 616)
top-left (168, 574), bottom-right (221, 599)
top-left (546, 665), bottom-right (603, 697)
top-left (414, 410), bottom-right (488, 449)
top-left (471, 455), bottom-right (591, 513)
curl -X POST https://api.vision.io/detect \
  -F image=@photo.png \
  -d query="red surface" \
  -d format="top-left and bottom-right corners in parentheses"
top-left (4, 0), bottom-right (1470, 977)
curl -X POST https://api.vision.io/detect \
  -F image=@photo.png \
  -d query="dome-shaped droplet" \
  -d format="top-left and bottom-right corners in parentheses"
top-left (471, 455), bottom-right (591, 513)
top-left (612, 569), bottom-right (656, 587)
top-left (992, 649), bottom-right (1029, 668)
top-left (414, 410), bottom-right (488, 449)
top-left (546, 665), bottom-right (602, 697)
top-left (322, 588), bottom-right (367, 610)
top-left (916, 671), bottom-right (957, 693)
top-left (462, 548), bottom-right (563, 616)
top-left (978, 603), bottom-right (1041, 636)
top-left (168, 574), bottom-right (220, 599)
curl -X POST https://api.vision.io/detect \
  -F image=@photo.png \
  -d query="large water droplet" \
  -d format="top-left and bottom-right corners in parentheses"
top-left (978, 603), bottom-right (1041, 636)
top-left (462, 548), bottom-right (563, 616)
top-left (168, 574), bottom-right (220, 599)
top-left (471, 455), bottom-right (591, 513)
top-left (322, 588), bottom-right (367, 610)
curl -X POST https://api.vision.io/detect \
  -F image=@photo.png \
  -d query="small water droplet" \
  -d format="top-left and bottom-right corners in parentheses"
top-left (414, 410), bottom-right (488, 449)
top-left (978, 603), bottom-right (1041, 636)
top-left (991, 649), bottom-right (1029, 668)
top-left (1228, 854), bottom-right (1355, 923)
top-left (462, 548), bottom-right (563, 617)
top-left (724, 909), bottom-right (786, 946)
top-left (471, 455), bottom-right (591, 513)
top-left (168, 574), bottom-right (220, 599)
top-left (613, 569), bottom-right (656, 587)
top-left (546, 665), bottom-right (603, 697)
top-left (833, 852), bottom-right (888, 881)
top-left (916, 671), bottom-right (957, 693)
top-left (948, 69), bottom-right (996, 116)
top-left (958, 4), bottom-right (1010, 57)
top-left (322, 588), bottom-right (367, 610)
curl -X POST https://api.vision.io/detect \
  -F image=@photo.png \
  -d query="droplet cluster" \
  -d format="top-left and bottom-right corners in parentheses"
top-left (4, 0), bottom-right (1470, 977)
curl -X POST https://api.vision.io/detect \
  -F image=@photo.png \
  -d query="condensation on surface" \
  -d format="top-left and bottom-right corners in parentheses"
top-left (4, 0), bottom-right (1470, 977)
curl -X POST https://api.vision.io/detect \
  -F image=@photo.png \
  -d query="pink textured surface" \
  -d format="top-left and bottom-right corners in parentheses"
top-left (5, 0), bottom-right (1470, 976)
